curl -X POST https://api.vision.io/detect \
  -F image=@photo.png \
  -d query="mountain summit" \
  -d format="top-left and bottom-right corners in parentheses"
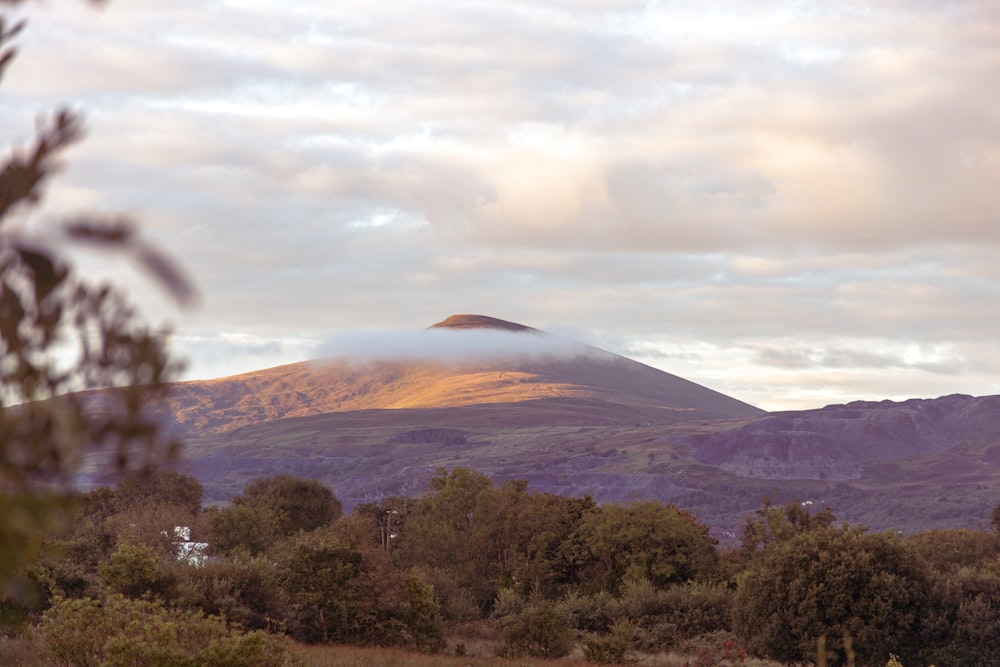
top-left (429, 314), bottom-right (539, 332)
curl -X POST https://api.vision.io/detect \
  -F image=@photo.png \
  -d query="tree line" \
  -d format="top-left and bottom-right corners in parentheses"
top-left (3, 466), bottom-right (1000, 666)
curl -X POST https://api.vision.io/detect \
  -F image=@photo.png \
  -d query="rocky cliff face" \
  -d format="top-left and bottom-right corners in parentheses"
top-left (687, 394), bottom-right (1000, 480)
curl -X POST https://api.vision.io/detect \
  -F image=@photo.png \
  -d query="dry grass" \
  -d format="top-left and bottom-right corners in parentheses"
top-left (2, 631), bottom-right (786, 667)
top-left (292, 643), bottom-right (785, 667)
top-left (293, 643), bottom-right (594, 667)
top-left (0, 634), bottom-right (52, 667)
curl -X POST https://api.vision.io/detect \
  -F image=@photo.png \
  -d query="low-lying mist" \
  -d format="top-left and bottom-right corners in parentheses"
top-left (312, 327), bottom-right (610, 366)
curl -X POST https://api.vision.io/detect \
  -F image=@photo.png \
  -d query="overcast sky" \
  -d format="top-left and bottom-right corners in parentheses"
top-left (4, 0), bottom-right (999, 411)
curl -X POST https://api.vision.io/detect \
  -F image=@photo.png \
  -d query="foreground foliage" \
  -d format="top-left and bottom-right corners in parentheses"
top-left (40, 594), bottom-right (294, 667)
top-left (3, 465), bottom-right (1000, 666)
top-left (1, 0), bottom-right (191, 597)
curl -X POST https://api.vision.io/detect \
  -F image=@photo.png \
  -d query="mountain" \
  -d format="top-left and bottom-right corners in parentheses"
top-left (158, 314), bottom-right (764, 437)
top-left (80, 314), bottom-right (1000, 540)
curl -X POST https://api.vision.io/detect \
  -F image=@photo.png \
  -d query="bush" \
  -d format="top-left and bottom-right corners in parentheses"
top-left (560, 589), bottom-right (616, 632)
top-left (100, 541), bottom-right (175, 599)
top-left (917, 566), bottom-right (1000, 666)
top-left (732, 527), bottom-right (930, 665)
top-left (419, 566), bottom-right (481, 622)
top-left (398, 575), bottom-right (447, 653)
top-left (39, 594), bottom-right (293, 667)
top-left (493, 596), bottom-right (573, 659)
top-left (173, 551), bottom-right (282, 632)
top-left (660, 582), bottom-right (732, 641)
top-left (582, 620), bottom-right (637, 664)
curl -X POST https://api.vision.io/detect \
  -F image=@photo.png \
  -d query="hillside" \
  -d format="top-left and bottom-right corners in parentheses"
top-left (687, 393), bottom-right (1000, 480)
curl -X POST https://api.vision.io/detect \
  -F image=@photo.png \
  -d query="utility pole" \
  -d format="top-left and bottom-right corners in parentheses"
top-left (383, 509), bottom-right (399, 552)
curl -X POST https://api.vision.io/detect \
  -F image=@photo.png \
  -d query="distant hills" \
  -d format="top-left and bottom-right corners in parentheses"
top-left (96, 314), bottom-right (1000, 540)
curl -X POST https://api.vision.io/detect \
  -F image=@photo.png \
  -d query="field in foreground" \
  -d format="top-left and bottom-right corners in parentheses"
top-left (292, 641), bottom-right (783, 667)
top-left (0, 636), bottom-right (783, 667)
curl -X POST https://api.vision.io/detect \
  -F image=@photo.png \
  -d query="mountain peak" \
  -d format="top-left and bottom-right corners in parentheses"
top-left (429, 314), bottom-right (539, 333)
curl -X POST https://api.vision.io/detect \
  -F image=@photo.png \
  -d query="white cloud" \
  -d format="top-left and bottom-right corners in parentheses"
top-left (5, 0), bottom-right (1000, 410)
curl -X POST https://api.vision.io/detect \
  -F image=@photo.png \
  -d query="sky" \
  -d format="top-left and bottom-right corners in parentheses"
top-left (3, 0), bottom-right (999, 411)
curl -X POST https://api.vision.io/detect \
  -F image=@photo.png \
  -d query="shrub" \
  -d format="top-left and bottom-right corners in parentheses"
top-left (39, 594), bottom-right (293, 667)
top-left (418, 566), bottom-right (480, 623)
top-left (493, 596), bottom-right (573, 659)
top-left (582, 620), bottom-right (637, 664)
top-left (560, 589), bottom-right (616, 632)
top-left (732, 527), bottom-right (931, 665)
top-left (100, 540), bottom-right (175, 599)
top-left (398, 575), bottom-right (447, 653)
top-left (660, 582), bottom-right (732, 641)
top-left (173, 551), bottom-right (282, 632)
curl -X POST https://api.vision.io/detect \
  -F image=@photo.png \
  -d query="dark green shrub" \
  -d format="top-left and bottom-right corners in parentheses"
top-left (273, 529), bottom-right (443, 650)
top-left (418, 566), bottom-right (481, 623)
top-left (918, 566), bottom-right (1000, 666)
top-left (732, 526), bottom-right (930, 665)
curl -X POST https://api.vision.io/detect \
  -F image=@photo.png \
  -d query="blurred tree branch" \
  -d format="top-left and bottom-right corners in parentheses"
top-left (1, 1), bottom-right (195, 587)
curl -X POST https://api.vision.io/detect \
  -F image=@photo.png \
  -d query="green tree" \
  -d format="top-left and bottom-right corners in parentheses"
top-left (477, 483), bottom-right (595, 597)
top-left (564, 500), bottom-right (717, 593)
top-left (209, 475), bottom-right (341, 556)
top-left (114, 466), bottom-right (204, 515)
top-left (273, 528), bottom-right (441, 648)
top-left (240, 474), bottom-right (341, 533)
top-left (395, 468), bottom-right (496, 607)
top-left (0, 4), bottom-right (191, 588)
top-left (100, 540), bottom-right (175, 599)
top-left (398, 468), bottom-right (595, 609)
top-left (732, 526), bottom-right (931, 665)
top-left (739, 498), bottom-right (836, 558)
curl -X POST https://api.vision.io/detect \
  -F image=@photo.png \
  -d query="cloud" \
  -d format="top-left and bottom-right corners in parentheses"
top-left (314, 327), bottom-right (600, 365)
top-left (5, 0), bottom-right (1000, 410)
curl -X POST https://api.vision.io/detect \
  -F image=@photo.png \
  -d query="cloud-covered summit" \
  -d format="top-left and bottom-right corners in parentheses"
top-left (315, 315), bottom-right (602, 365)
